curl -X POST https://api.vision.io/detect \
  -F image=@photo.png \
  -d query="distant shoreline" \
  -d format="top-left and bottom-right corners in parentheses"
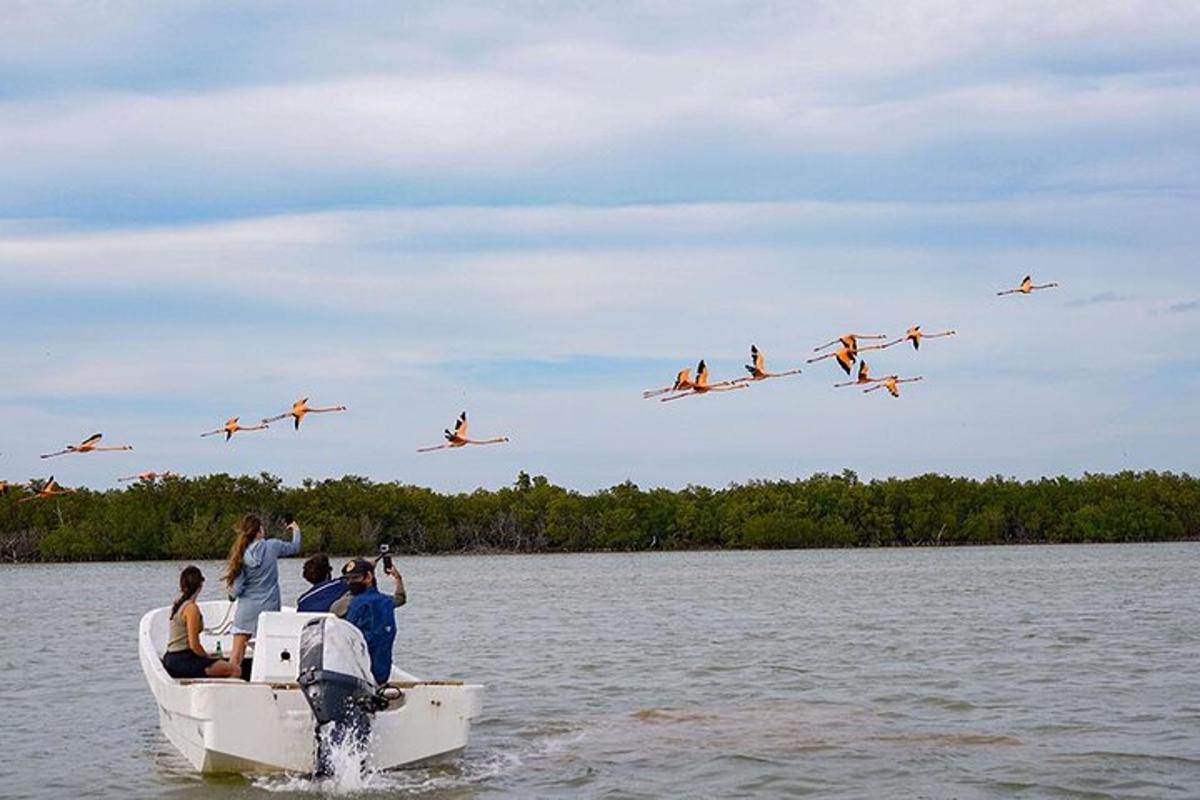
top-left (2, 537), bottom-right (1198, 567)
top-left (2, 470), bottom-right (1196, 563)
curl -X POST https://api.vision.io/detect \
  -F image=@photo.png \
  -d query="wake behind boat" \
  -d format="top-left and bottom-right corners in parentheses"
top-left (139, 600), bottom-right (484, 774)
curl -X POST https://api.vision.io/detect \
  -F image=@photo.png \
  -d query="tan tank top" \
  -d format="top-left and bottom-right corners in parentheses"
top-left (167, 600), bottom-right (201, 653)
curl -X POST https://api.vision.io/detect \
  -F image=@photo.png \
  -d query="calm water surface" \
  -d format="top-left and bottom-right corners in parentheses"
top-left (1, 545), bottom-right (1198, 799)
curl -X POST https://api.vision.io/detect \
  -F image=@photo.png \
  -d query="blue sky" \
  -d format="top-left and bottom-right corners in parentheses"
top-left (1, 1), bottom-right (1198, 492)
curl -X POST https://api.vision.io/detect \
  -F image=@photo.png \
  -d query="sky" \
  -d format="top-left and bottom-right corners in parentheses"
top-left (1, 1), bottom-right (1198, 493)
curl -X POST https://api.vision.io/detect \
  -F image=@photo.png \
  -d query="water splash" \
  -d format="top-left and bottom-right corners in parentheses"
top-left (251, 730), bottom-right (577, 796)
top-left (253, 725), bottom-right (374, 795)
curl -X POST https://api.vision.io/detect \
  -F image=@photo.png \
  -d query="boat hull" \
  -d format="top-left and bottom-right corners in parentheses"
top-left (139, 602), bottom-right (484, 774)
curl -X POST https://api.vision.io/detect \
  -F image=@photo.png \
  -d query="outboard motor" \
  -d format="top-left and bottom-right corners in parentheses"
top-left (298, 616), bottom-right (386, 774)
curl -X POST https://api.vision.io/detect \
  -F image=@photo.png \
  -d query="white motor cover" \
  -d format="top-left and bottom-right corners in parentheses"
top-left (300, 615), bottom-right (375, 687)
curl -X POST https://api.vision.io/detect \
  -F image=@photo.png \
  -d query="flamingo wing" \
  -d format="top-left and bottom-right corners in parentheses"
top-left (836, 349), bottom-right (853, 375)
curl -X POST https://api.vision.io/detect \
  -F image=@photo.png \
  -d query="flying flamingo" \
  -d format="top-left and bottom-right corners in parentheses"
top-left (661, 360), bottom-right (748, 401)
top-left (18, 476), bottom-right (75, 503)
top-left (0, 480), bottom-right (21, 495)
top-left (732, 345), bottom-right (802, 384)
top-left (118, 471), bottom-right (178, 482)
top-left (864, 375), bottom-right (923, 398)
top-left (417, 412), bottom-right (509, 452)
top-left (40, 433), bottom-right (134, 459)
top-left (806, 345), bottom-right (859, 376)
top-left (878, 325), bottom-right (957, 351)
top-left (834, 360), bottom-right (886, 388)
top-left (262, 397), bottom-right (347, 430)
top-left (997, 275), bottom-right (1059, 296)
top-left (813, 333), bottom-right (889, 355)
top-left (201, 417), bottom-right (269, 441)
top-left (643, 367), bottom-right (694, 399)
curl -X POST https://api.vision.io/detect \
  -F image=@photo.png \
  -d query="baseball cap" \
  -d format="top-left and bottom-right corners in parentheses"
top-left (341, 557), bottom-right (374, 577)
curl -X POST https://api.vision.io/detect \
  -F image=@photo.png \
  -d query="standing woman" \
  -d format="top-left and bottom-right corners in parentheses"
top-left (224, 513), bottom-right (301, 668)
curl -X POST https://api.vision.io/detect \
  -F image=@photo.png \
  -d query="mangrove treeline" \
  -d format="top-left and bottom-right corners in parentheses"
top-left (0, 470), bottom-right (1196, 563)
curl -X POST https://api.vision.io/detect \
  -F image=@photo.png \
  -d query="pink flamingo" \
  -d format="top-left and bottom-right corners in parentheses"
top-left (732, 345), bottom-right (802, 384)
top-left (864, 375), bottom-right (923, 398)
top-left (418, 412), bottom-right (509, 452)
top-left (643, 367), bottom-right (695, 399)
top-left (262, 397), bottom-right (347, 430)
top-left (661, 360), bottom-right (748, 401)
top-left (834, 360), bottom-right (886, 388)
top-left (201, 417), bottom-right (269, 442)
top-left (18, 476), bottom-right (75, 503)
top-left (41, 433), bottom-right (133, 459)
top-left (877, 325), bottom-right (956, 351)
top-left (997, 275), bottom-right (1059, 296)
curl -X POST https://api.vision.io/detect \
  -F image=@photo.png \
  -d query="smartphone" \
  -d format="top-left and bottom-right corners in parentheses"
top-left (379, 543), bottom-right (393, 572)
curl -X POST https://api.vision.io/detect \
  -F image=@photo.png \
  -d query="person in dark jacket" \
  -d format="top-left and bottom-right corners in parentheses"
top-left (297, 553), bottom-right (346, 612)
top-left (335, 557), bottom-right (406, 684)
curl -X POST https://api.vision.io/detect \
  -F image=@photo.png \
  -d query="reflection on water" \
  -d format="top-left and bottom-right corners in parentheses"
top-left (2, 544), bottom-right (1199, 798)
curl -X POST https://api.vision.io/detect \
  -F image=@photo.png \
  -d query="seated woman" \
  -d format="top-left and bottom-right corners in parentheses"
top-left (162, 566), bottom-right (241, 679)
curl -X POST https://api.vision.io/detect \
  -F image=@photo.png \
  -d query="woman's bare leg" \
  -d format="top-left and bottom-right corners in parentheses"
top-left (206, 659), bottom-right (242, 678)
top-left (230, 633), bottom-right (251, 667)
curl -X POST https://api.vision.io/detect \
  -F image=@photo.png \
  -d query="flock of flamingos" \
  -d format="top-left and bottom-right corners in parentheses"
top-left (0, 275), bottom-right (1059, 503)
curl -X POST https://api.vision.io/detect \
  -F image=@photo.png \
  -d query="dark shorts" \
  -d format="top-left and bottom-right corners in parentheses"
top-left (162, 649), bottom-right (218, 679)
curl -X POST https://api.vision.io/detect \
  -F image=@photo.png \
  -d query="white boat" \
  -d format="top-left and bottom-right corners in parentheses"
top-left (139, 600), bottom-right (484, 774)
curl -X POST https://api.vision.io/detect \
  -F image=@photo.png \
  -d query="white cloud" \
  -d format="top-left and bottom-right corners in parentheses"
top-left (1, 2), bottom-right (1197, 200)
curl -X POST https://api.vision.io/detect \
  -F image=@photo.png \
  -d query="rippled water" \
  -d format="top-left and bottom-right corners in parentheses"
top-left (2, 545), bottom-right (1198, 799)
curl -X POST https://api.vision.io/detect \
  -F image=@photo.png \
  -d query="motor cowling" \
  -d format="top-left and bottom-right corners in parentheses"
top-left (298, 616), bottom-right (383, 726)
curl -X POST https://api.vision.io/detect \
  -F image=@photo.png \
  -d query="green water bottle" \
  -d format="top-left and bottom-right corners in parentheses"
top-left (215, 640), bottom-right (223, 659)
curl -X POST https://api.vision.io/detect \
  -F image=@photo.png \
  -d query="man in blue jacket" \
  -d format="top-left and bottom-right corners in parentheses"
top-left (334, 558), bottom-right (406, 684)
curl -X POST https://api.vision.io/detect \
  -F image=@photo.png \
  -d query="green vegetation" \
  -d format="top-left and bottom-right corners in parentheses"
top-left (0, 470), bottom-right (1196, 563)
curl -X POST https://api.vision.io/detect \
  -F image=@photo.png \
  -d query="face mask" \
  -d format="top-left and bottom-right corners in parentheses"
top-left (347, 581), bottom-right (367, 595)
